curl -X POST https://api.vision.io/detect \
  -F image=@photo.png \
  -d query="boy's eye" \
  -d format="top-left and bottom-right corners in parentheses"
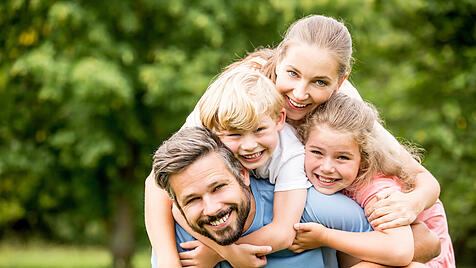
top-left (228, 133), bottom-right (241, 137)
top-left (255, 127), bottom-right (265, 133)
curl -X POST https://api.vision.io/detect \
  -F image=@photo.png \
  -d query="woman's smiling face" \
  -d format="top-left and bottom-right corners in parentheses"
top-left (275, 43), bottom-right (343, 121)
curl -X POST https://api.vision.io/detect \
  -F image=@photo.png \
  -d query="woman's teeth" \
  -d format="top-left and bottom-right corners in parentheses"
top-left (289, 98), bottom-right (308, 108)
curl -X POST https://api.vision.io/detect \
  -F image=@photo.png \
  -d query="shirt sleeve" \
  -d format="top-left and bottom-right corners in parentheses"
top-left (354, 176), bottom-right (402, 208)
top-left (274, 153), bottom-right (311, 192)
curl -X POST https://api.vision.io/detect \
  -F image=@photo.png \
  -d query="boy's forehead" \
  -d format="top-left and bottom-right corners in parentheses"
top-left (215, 112), bottom-right (276, 133)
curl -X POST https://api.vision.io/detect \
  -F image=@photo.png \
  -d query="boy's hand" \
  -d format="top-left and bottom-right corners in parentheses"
top-left (179, 240), bottom-right (222, 268)
top-left (365, 188), bottom-right (420, 230)
top-left (289, 222), bottom-right (327, 253)
top-left (219, 243), bottom-right (271, 268)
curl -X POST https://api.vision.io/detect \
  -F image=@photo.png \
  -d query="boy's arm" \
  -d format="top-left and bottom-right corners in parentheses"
top-left (365, 124), bottom-right (440, 230)
top-left (171, 204), bottom-right (271, 268)
top-left (236, 188), bottom-right (307, 250)
top-left (145, 171), bottom-right (181, 268)
top-left (291, 196), bottom-right (414, 266)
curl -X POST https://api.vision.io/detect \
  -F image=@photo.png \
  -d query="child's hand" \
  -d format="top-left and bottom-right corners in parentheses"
top-left (365, 188), bottom-right (420, 230)
top-left (219, 243), bottom-right (271, 268)
top-left (289, 222), bottom-right (327, 253)
top-left (179, 240), bottom-right (222, 268)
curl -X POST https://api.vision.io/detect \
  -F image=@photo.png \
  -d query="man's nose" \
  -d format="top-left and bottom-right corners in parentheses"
top-left (202, 195), bottom-right (222, 216)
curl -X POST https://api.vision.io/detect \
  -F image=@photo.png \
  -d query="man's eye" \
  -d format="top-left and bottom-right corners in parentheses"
top-left (184, 197), bottom-right (199, 206)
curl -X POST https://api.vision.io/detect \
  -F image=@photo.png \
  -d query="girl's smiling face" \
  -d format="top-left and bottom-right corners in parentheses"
top-left (275, 43), bottom-right (344, 121)
top-left (304, 124), bottom-right (361, 195)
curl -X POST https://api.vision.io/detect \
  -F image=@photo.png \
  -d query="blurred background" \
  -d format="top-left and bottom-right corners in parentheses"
top-left (0, 0), bottom-right (474, 267)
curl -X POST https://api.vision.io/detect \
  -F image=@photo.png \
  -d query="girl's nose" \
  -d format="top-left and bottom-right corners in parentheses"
top-left (320, 158), bottom-right (335, 174)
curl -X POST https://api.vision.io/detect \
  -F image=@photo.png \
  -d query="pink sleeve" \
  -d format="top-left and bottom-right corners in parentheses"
top-left (353, 176), bottom-right (402, 208)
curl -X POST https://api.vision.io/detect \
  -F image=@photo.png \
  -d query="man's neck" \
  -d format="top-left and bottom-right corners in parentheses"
top-left (242, 185), bottom-right (256, 234)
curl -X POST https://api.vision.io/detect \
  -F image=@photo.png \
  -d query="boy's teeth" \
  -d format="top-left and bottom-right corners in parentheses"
top-left (210, 213), bottom-right (230, 226)
top-left (243, 151), bottom-right (262, 159)
top-left (289, 98), bottom-right (307, 108)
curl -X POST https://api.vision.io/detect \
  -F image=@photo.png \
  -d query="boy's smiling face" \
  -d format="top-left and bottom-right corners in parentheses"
top-left (217, 109), bottom-right (285, 170)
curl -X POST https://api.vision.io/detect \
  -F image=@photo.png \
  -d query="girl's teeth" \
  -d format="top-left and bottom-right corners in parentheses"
top-left (319, 175), bottom-right (334, 183)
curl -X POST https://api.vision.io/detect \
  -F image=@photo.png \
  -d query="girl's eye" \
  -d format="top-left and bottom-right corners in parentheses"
top-left (288, 70), bottom-right (298, 77)
top-left (315, 80), bottom-right (328, 86)
top-left (311, 150), bottom-right (323, 155)
top-left (338, 155), bottom-right (350, 160)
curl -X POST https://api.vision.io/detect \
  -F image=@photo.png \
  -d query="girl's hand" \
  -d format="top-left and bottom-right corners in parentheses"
top-left (289, 222), bottom-right (327, 253)
top-left (220, 243), bottom-right (271, 268)
top-left (365, 188), bottom-right (421, 230)
top-left (179, 240), bottom-right (222, 268)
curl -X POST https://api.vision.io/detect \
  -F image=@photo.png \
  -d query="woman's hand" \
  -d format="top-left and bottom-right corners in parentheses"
top-left (289, 222), bottom-right (327, 253)
top-left (179, 240), bottom-right (222, 268)
top-left (365, 188), bottom-right (422, 230)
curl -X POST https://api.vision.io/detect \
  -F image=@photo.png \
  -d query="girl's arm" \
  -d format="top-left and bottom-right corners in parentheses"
top-left (365, 124), bottom-right (440, 229)
top-left (289, 196), bottom-right (415, 267)
top-left (144, 171), bottom-right (182, 268)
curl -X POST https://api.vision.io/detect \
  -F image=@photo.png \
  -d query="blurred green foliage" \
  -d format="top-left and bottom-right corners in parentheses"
top-left (0, 0), bottom-right (474, 266)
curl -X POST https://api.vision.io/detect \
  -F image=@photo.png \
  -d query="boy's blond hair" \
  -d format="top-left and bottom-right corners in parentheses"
top-left (197, 67), bottom-right (284, 132)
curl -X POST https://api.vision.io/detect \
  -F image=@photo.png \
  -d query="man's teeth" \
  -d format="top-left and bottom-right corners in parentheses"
top-left (210, 213), bottom-right (230, 226)
top-left (243, 151), bottom-right (262, 159)
top-left (289, 98), bottom-right (308, 108)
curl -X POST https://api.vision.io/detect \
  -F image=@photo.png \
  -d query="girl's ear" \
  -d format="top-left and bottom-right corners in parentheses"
top-left (275, 108), bottom-right (286, 131)
top-left (336, 73), bottom-right (349, 91)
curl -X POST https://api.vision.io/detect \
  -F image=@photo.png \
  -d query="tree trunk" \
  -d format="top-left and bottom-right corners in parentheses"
top-left (111, 192), bottom-right (135, 268)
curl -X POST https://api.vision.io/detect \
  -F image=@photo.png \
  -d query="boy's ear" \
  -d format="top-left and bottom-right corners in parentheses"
top-left (336, 73), bottom-right (349, 92)
top-left (275, 108), bottom-right (286, 131)
top-left (240, 167), bottom-right (250, 186)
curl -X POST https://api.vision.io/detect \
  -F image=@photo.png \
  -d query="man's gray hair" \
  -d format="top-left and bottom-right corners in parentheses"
top-left (153, 127), bottom-right (243, 200)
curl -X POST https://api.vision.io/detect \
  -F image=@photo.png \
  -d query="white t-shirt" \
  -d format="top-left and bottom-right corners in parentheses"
top-left (251, 123), bottom-right (311, 192)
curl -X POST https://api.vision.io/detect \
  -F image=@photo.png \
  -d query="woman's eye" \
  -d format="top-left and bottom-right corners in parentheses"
top-left (288, 70), bottom-right (298, 77)
top-left (213, 184), bottom-right (225, 192)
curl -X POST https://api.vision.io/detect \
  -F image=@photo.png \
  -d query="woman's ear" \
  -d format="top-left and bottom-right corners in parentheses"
top-left (337, 73), bottom-right (349, 91)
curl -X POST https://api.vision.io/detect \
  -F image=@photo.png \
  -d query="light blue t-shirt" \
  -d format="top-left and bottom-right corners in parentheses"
top-left (151, 177), bottom-right (372, 267)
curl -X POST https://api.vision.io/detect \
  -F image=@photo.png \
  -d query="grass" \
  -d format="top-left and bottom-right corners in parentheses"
top-left (0, 242), bottom-right (150, 268)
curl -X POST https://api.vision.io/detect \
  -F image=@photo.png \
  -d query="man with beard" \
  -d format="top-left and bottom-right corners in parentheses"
top-left (151, 126), bottom-right (374, 268)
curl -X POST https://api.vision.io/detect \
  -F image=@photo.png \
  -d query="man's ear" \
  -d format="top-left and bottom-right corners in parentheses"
top-left (275, 108), bottom-right (286, 131)
top-left (336, 73), bottom-right (349, 91)
top-left (240, 167), bottom-right (250, 186)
